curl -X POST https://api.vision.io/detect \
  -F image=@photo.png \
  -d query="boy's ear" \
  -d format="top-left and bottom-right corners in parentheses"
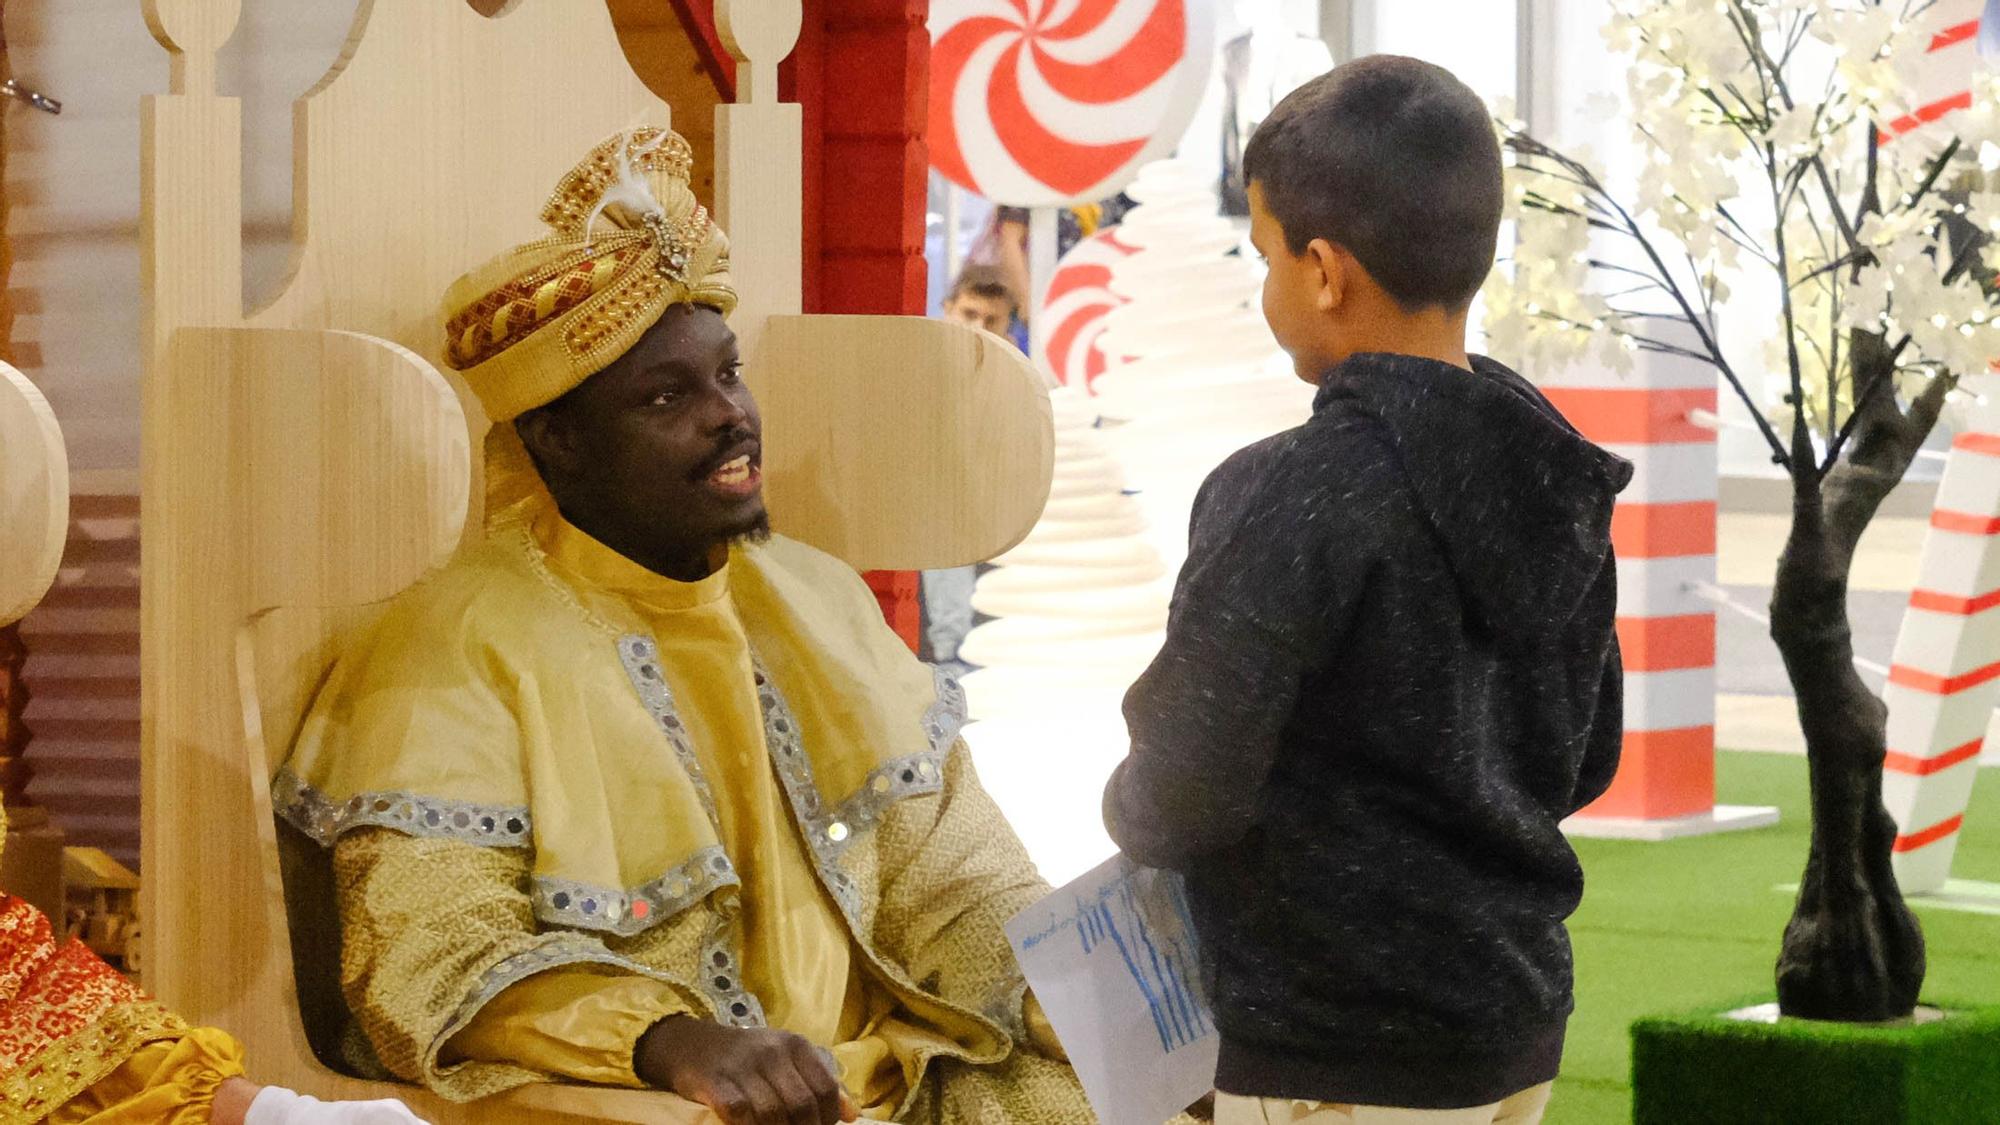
top-left (1304, 237), bottom-right (1347, 313)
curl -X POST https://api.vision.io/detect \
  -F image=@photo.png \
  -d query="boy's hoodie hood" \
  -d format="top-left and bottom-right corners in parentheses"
top-left (1314, 353), bottom-right (1634, 638)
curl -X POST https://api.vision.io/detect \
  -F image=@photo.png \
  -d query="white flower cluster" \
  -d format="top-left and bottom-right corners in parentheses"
top-left (1489, 0), bottom-right (2000, 430)
top-left (1482, 185), bottom-right (1633, 375)
top-left (1839, 197), bottom-right (2000, 381)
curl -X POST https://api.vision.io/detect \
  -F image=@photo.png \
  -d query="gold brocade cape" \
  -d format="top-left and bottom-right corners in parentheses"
top-left (271, 507), bottom-right (1052, 1107)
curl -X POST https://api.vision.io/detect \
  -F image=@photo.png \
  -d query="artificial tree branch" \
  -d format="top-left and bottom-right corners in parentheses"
top-left (1808, 155), bottom-right (1866, 255)
top-left (1586, 259), bottom-right (1674, 287)
top-left (1526, 311), bottom-right (1715, 362)
top-left (1794, 248), bottom-right (1874, 287)
top-left (1715, 201), bottom-right (1766, 250)
top-left (1901, 139), bottom-right (1964, 215)
top-left (1906, 367), bottom-right (1958, 438)
top-left (1594, 180), bottom-right (1795, 467)
top-left (1771, 141), bottom-right (1819, 476)
top-left (1779, 6), bottom-right (1817, 68)
top-left (1848, 125), bottom-right (1883, 249)
top-left (1686, 247), bottom-right (1718, 326)
top-left (1730, 0), bottom-right (1796, 111)
top-left (1941, 234), bottom-right (1984, 287)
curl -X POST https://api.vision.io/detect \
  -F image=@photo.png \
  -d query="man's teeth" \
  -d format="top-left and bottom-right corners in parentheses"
top-left (711, 456), bottom-right (753, 484)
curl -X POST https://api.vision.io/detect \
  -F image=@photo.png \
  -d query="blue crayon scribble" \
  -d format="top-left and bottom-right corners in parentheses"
top-left (1030, 866), bottom-right (1210, 1054)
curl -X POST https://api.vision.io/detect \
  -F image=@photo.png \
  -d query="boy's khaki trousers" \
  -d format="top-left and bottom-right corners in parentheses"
top-left (1215, 1081), bottom-right (1553, 1125)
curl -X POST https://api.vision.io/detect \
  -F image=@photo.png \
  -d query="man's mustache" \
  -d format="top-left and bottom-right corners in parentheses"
top-left (690, 427), bottom-right (761, 480)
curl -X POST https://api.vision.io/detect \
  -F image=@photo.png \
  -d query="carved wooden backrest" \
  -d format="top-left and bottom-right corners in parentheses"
top-left (138, 0), bottom-right (1052, 1109)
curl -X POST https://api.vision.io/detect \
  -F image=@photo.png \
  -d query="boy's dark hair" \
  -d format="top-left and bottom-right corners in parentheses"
top-left (1244, 55), bottom-right (1503, 312)
top-left (947, 265), bottom-right (1018, 313)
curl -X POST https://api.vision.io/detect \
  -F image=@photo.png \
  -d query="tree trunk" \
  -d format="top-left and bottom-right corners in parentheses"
top-left (1770, 477), bottom-right (1924, 1020)
top-left (1771, 336), bottom-right (1946, 1021)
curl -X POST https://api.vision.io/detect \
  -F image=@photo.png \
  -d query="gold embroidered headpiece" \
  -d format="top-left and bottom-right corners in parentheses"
top-left (441, 127), bottom-right (736, 425)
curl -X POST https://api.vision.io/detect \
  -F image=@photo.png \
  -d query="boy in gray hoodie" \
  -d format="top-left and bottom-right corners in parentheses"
top-left (1102, 56), bottom-right (1631, 1125)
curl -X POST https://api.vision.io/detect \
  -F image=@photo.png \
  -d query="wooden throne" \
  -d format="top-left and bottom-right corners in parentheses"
top-left (137, 2), bottom-right (1053, 1121)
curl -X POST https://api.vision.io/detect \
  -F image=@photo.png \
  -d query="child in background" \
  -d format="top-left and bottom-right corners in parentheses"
top-left (940, 264), bottom-right (1019, 339)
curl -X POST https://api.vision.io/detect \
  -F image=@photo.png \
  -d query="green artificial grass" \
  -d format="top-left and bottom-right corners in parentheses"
top-left (1630, 999), bottom-right (2000, 1124)
top-left (1544, 751), bottom-right (2000, 1125)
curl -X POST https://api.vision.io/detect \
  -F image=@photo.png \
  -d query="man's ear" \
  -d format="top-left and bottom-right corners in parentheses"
top-left (515, 407), bottom-right (577, 479)
top-left (1304, 238), bottom-right (1347, 314)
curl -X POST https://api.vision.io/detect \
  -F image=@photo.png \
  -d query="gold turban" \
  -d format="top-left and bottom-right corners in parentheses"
top-left (440, 127), bottom-right (736, 521)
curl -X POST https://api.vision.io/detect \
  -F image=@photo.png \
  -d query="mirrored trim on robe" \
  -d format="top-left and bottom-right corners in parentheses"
top-left (434, 932), bottom-right (724, 1060)
top-left (272, 766), bottom-right (532, 849)
top-left (752, 664), bottom-right (940, 924)
top-left (616, 634), bottom-right (724, 826)
top-left (529, 845), bottom-right (738, 938)
top-left (756, 664), bottom-right (958, 869)
top-left (697, 905), bottom-right (768, 1029)
top-left (611, 634), bottom-right (764, 1025)
top-left (923, 664), bottom-right (969, 752)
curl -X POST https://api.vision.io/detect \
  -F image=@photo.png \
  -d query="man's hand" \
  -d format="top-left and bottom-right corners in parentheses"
top-left (634, 1016), bottom-right (857, 1125)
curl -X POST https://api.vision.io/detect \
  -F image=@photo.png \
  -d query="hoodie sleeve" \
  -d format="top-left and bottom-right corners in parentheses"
top-left (1570, 644), bottom-right (1625, 813)
top-left (1103, 429), bottom-right (1398, 869)
top-left (1570, 564), bottom-right (1626, 814)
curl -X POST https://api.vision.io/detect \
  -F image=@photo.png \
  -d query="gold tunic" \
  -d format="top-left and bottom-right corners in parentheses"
top-left (278, 498), bottom-right (1090, 1122)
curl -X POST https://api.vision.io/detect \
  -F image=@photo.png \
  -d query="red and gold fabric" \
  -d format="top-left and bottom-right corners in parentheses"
top-left (0, 796), bottom-right (248, 1122)
top-left (0, 892), bottom-right (249, 1122)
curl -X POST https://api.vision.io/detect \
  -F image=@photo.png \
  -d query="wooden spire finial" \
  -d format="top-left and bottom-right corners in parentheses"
top-left (716, 0), bottom-right (801, 106)
top-left (142, 0), bottom-right (242, 96)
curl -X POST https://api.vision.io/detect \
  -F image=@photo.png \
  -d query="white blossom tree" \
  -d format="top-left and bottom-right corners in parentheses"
top-left (1485, 0), bottom-right (1999, 1021)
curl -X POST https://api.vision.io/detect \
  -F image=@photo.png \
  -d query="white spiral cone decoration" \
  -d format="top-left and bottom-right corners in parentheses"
top-left (960, 387), bottom-right (1171, 882)
top-left (928, 0), bottom-right (1217, 207)
top-left (1090, 160), bottom-right (1313, 575)
top-left (960, 386), bottom-right (1170, 719)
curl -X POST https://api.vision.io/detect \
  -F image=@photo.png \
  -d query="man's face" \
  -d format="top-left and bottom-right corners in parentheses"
top-left (945, 290), bottom-right (1013, 336)
top-left (1249, 181), bottom-right (1336, 384)
top-left (524, 305), bottom-right (766, 572)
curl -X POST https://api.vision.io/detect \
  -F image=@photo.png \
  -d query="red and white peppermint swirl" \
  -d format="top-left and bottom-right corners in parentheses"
top-left (1039, 227), bottom-right (1138, 389)
top-left (929, 0), bottom-right (1215, 207)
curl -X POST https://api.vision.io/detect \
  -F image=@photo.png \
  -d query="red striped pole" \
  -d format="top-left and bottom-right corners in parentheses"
top-left (1886, 385), bottom-right (2000, 892)
top-left (1541, 324), bottom-right (1776, 838)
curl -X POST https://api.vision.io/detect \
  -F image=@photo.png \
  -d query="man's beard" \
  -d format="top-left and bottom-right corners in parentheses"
top-left (725, 509), bottom-right (773, 547)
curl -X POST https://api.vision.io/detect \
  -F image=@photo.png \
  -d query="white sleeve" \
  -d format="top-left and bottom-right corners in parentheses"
top-left (243, 1086), bottom-right (431, 1125)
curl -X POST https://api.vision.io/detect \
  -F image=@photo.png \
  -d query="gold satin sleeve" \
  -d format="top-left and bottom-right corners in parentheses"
top-left (441, 965), bottom-right (689, 1087)
top-left (46, 1025), bottom-right (246, 1124)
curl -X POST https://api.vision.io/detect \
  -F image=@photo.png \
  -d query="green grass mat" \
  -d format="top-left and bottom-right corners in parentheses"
top-left (1544, 751), bottom-right (2000, 1124)
top-left (1629, 998), bottom-right (2000, 1124)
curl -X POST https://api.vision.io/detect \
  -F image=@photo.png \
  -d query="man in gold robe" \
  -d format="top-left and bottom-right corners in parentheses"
top-left (275, 129), bottom-right (1091, 1125)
